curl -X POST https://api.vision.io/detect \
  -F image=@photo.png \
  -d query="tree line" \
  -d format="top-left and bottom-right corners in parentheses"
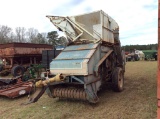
top-left (122, 44), bottom-right (158, 51)
top-left (0, 25), bottom-right (68, 47)
top-left (1, 24), bottom-right (157, 50)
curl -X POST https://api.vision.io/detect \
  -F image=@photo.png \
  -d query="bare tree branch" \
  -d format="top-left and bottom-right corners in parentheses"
top-left (15, 27), bottom-right (26, 42)
top-left (0, 25), bottom-right (12, 43)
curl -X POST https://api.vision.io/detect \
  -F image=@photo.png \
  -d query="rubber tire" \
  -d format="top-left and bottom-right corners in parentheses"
top-left (112, 67), bottom-right (124, 92)
top-left (11, 65), bottom-right (24, 77)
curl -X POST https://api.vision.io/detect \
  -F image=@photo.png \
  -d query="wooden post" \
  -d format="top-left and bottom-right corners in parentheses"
top-left (30, 57), bottom-right (32, 64)
top-left (157, 0), bottom-right (160, 118)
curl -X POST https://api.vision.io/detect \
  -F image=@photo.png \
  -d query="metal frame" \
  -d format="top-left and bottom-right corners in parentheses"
top-left (47, 16), bottom-right (100, 43)
top-left (94, 50), bottom-right (113, 76)
top-left (70, 76), bottom-right (84, 84)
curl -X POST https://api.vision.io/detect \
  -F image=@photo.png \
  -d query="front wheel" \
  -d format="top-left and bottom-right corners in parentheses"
top-left (112, 67), bottom-right (124, 92)
top-left (11, 65), bottom-right (24, 77)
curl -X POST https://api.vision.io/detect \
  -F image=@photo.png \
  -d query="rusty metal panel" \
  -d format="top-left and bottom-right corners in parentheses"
top-left (158, 0), bottom-right (160, 118)
top-left (0, 42), bottom-right (52, 49)
top-left (14, 47), bottom-right (50, 55)
top-left (0, 81), bottom-right (33, 98)
top-left (0, 43), bottom-right (52, 57)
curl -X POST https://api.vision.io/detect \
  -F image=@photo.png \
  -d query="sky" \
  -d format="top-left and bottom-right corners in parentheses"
top-left (0, 0), bottom-right (157, 46)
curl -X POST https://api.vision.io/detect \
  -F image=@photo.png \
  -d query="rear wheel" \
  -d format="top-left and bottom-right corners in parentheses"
top-left (11, 65), bottom-right (24, 77)
top-left (112, 67), bottom-right (124, 92)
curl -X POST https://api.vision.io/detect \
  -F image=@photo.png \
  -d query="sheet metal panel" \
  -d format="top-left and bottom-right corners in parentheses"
top-left (72, 10), bottom-right (118, 43)
top-left (48, 10), bottom-right (119, 44)
top-left (0, 43), bottom-right (52, 57)
top-left (50, 43), bottom-right (98, 75)
top-left (55, 49), bottom-right (95, 60)
top-left (88, 45), bottom-right (101, 74)
top-left (50, 59), bottom-right (89, 75)
top-left (72, 11), bottom-right (101, 41)
top-left (64, 43), bottom-right (98, 51)
top-left (102, 11), bottom-right (114, 43)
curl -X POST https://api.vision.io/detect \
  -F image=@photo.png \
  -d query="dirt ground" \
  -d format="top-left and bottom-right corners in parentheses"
top-left (0, 61), bottom-right (157, 119)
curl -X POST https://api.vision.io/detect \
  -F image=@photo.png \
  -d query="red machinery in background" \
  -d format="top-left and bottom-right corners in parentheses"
top-left (158, 0), bottom-right (160, 118)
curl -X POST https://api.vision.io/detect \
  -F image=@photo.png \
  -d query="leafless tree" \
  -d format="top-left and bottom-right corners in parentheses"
top-left (9, 32), bottom-right (18, 42)
top-left (0, 25), bottom-right (51, 44)
top-left (0, 25), bottom-right (12, 43)
top-left (40, 32), bottom-right (48, 44)
top-left (15, 27), bottom-right (26, 42)
top-left (27, 28), bottom-right (38, 43)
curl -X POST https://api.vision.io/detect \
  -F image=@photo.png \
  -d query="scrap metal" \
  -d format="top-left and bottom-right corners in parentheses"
top-left (0, 76), bottom-right (33, 98)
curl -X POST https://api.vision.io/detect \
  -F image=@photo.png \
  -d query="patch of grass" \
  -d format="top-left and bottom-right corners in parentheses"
top-left (0, 61), bottom-right (157, 119)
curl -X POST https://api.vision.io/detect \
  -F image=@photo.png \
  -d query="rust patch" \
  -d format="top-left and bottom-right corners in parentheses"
top-left (0, 77), bottom-right (33, 98)
top-left (158, 0), bottom-right (160, 117)
top-left (0, 42), bottom-right (52, 49)
top-left (52, 87), bottom-right (86, 100)
top-left (158, 105), bottom-right (160, 119)
top-left (0, 43), bottom-right (52, 57)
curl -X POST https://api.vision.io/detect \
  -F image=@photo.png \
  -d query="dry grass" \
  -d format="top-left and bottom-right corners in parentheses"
top-left (0, 61), bottom-right (157, 119)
